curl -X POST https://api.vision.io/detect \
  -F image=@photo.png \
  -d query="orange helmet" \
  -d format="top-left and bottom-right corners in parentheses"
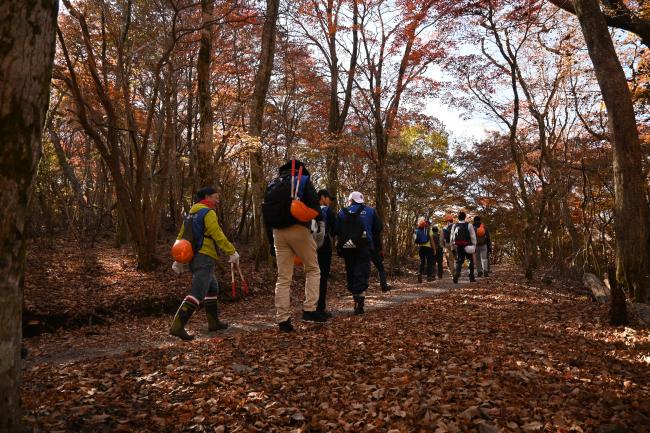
top-left (171, 239), bottom-right (194, 264)
top-left (290, 199), bottom-right (319, 222)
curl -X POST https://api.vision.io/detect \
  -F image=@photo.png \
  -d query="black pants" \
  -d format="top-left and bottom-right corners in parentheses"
top-left (370, 249), bottom-right (388, 290)
top-left (454, 246), bottom-right (475, 279)
top-left (316, 240), bottom-right (332, 311)
top-left (433, 248), bottom-right (444, 278)
top-left (343, 248), bottom-right (371, 295)
top-left (419, 246), bottom-right (434, 277)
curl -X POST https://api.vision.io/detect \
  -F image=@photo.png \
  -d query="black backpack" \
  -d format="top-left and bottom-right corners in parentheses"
top-left (262, 176), bottom-right (293, 229)
top-left (337, 206), bottom-right (367, 252)
top-left (453, 222), bottom-right (470, 246)
top-left (442, 226), bottom-right (452, 244)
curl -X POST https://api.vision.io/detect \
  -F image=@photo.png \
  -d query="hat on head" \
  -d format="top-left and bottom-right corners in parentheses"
top-left (196, 186), bottom-right (218, 201)
top-left (348, 191), bottom-right (364, 204)
top-left (318, 189), bottom-right (334, 199)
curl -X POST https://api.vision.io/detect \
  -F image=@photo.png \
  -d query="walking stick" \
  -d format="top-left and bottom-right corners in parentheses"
top-left (235, 261), bottom-right (250, 295)
top-left (231, 262), bottom-right (237, 298)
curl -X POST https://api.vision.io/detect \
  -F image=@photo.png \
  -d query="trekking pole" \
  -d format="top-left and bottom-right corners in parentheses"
top-left (235, 261), bottom-right (250, 295)
top-left (231, 262), bottom-right (237, 298)
top-left (294, 165), bottom-right (303, 199)
top-left (291, 159), bottom-right (296, 199)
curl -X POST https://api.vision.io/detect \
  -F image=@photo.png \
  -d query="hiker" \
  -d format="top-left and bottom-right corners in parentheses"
top-left (473, 216), bottom-right (492, 277)
top-left (450, 211), bottom-right (477, 283)
top-left (337, 191), bottom-right (381, 314)
top-left (441, 215), bottom-right (455, 277)
top-left (262, 160), bottom-right (327, 333)
top-left (414, 216), bottom-right (435, 283)
top-left (316, 189), bottom-right (337, 317)
top-left (431, 226), bottom-right (444, 279)
top-left (170, 186), bottom-right (240, 341)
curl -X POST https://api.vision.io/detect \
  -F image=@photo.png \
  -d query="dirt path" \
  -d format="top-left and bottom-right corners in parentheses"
top-left (23, 273), bottom-right (477, 366)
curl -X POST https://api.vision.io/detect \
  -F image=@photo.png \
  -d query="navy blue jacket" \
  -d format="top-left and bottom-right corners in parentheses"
top-left (338, 203), bottom-right (382, 251)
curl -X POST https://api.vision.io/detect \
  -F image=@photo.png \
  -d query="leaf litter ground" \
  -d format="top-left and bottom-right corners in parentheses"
top-left (22, 258), bottom-right (650, 432)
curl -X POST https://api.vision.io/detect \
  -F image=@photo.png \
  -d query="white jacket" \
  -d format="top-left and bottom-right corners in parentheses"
top-left (450, 221), bottom-right (477, 247)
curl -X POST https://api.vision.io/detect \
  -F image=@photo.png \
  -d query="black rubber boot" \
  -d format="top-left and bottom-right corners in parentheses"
top-left (469, 274), bottom-right (476, 282)
top-left (278, 318), bottom-right (294, 332)
top-left (353, 295), bottom-right (365, 315)
top-left (170, 301), bottom-right (197, 341)
top-left (453, 274), bottom-right (459, 284)
top-left (417, 274), bottom-right (423, 283)
top-left (205, 299), bottom-right (228, 331)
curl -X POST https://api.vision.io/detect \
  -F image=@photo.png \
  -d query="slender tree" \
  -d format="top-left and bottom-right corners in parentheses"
top-left (197, 0), bottom-right (216, 186)
top-left (249, 0), bottom-right (281, 261)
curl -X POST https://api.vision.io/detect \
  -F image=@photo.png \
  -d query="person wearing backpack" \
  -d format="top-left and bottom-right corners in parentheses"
top-left (262, 160), bottom-right (326, 332)
top-left (473, 215), bottom-right (492, 277)
top-left (316, 189), bottom-right (337, 317)
top-left (441, 215), bottom-right (456, 277)
top-left (337, 191), bottom-right (381, 315)
top-left (431, 226), bottom-right (444, 279)
top-left (413, 217), bottom-right (435, 283)
top-left (450, 211), bottom-right (477, 284)
top-left (169, 187), bottom-right (240, 341)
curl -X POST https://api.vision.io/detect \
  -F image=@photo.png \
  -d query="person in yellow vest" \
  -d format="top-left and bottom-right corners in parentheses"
top-left (169, 187), bottom-right (240, 341)
top-left (473, 215), bottom-right (492, 277)
top-left (413, 217), bottom-right (436, 283)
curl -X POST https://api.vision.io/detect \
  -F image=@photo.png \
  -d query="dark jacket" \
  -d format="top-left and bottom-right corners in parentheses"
top-left (318, 204), bottom-right (338, 250)
top-left (264, 161), bottom-right (320, 245)
top-left (473, 223), bottom-right (492, 251)
top-left (337, 203), bottom-right (382, 251)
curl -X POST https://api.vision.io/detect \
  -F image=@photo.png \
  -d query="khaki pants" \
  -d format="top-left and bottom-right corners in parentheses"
top-left (273, 225), bottom-right (320, 323)
top-left (444, 246), bottom-right (455, 276)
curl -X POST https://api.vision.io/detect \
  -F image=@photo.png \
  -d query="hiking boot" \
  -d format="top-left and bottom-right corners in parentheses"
top-left (302, 310), bottom-right (328, 322)
top-left (417, 274), bottom-right (423, 283)
top-left (170, 300), bottom-right (197, 341)
top-left (427, 276), bottom-right (434, 282)
top-left (205, 299), bottom-right (229, 331)
top-left (316, 309), bottom-right (333, 319)
top-left (453, 275), bottom-right (458, 284)
top-left (353, 296), bottom-right (365, 315)
top-left (278, 319), bottom-right (294, 333)
top-left (484, 271), bottom-right (489, 277)
top-left (477, 271), bottom-right (483, 277)
top-left (469, 275), bottom-right (476, 282)
top-left (381, 285), bottom-right (391, 293)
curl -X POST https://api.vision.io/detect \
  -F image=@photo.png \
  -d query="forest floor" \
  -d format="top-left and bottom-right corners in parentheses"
top-left (21, 240), bottom-right (650, 432)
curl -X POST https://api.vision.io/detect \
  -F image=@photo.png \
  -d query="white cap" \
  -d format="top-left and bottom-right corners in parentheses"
top-left (348, 191), bottom-right (364, 204)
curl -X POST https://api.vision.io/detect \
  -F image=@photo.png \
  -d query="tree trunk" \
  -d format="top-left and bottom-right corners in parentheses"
top-left (573, 0), bottom-right (648, 302)
top-left (248, 0), bottom-right (280, 263)
top-left (0, 2), bottom-right (58, 430)
top-left (197, 0), bottom-right (215, 187)
top-left (608, 265), bottom-right (628, 325)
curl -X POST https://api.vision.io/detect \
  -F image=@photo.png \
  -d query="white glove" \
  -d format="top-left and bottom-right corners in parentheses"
top-left (228, 251), bottom-right (240, 264)
top-left (172, 261), bottom-right (187, 274)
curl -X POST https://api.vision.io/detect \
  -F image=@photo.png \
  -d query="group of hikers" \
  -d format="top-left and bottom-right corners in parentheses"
top-left (413, 212), bottom-right (492, 284)
top-left (169, 159), bottom-right (492, 339)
